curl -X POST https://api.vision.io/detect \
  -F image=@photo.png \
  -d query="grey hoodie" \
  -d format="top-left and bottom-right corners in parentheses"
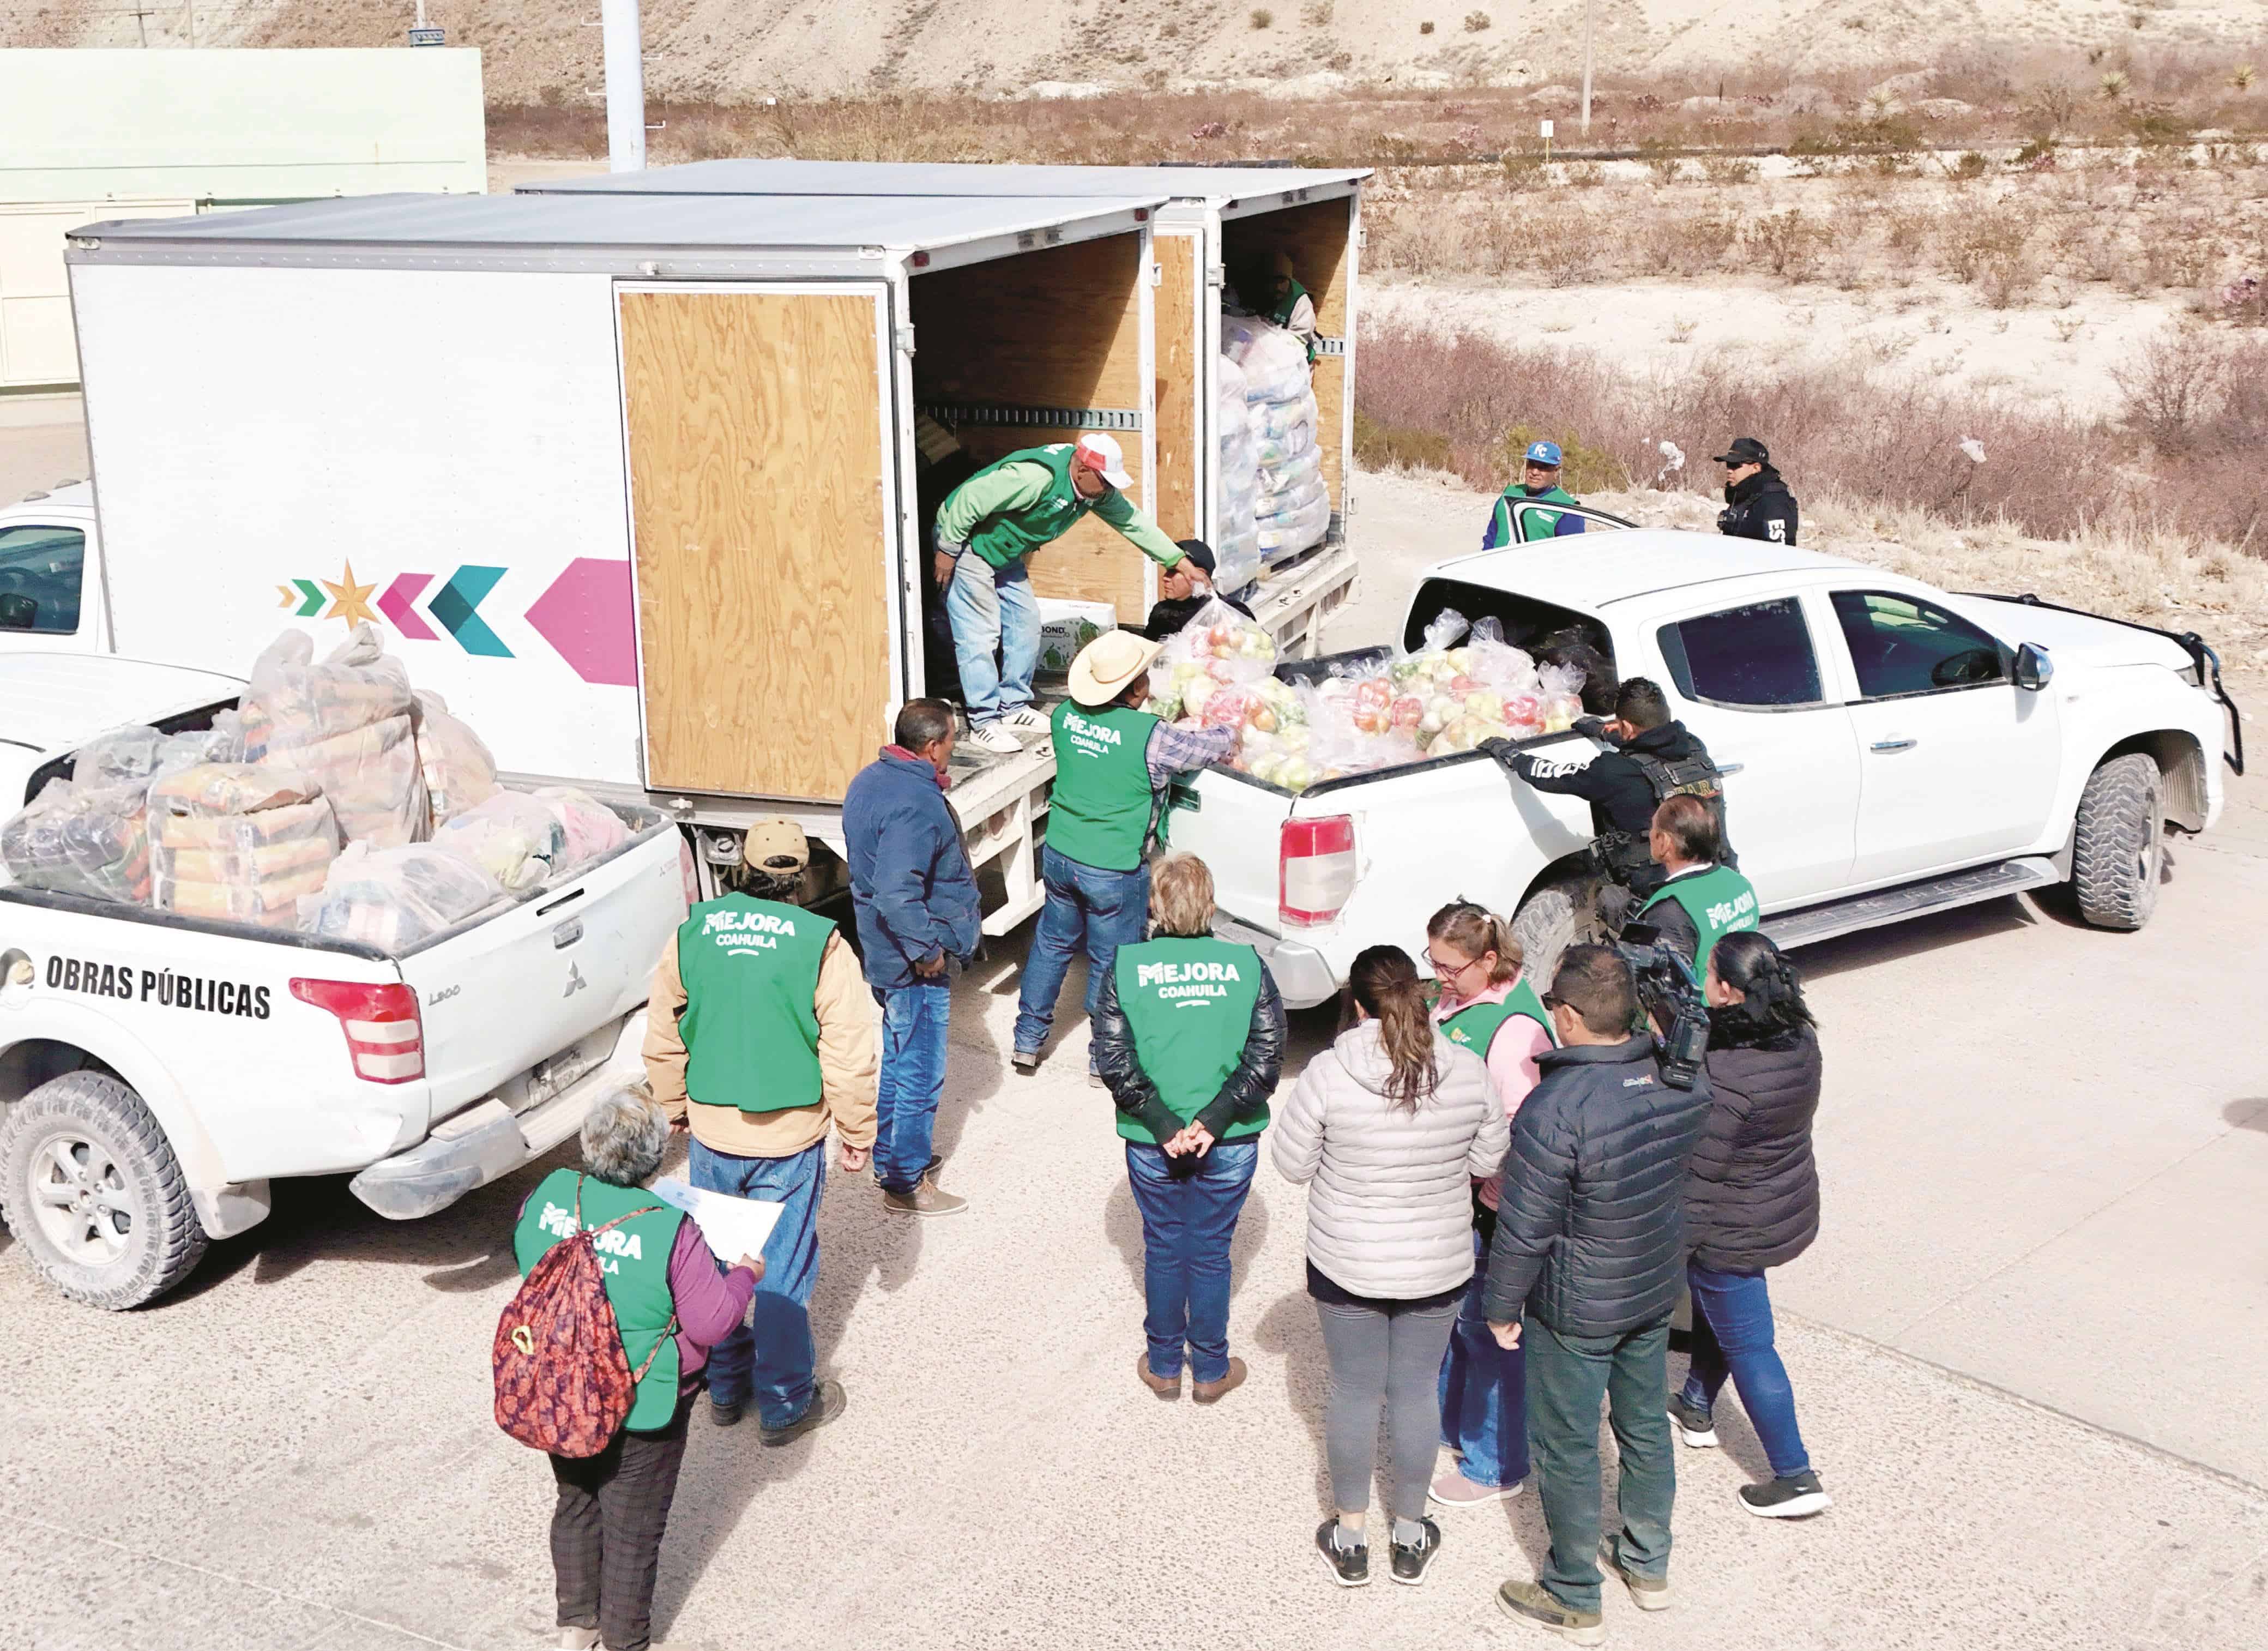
top-left (1271, 1021), bottom-right (1509, 1301)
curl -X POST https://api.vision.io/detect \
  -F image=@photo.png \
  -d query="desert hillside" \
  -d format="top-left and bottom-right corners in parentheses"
top-left (11, 0), bottom-right (2268, 103)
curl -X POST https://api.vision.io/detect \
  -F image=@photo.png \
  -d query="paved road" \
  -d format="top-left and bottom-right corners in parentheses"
top-left (2, 465), bottom-right (2264, 1648)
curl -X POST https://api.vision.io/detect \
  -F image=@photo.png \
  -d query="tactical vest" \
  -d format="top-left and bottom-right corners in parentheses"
top-left (1047, 701), bottom-right (1161, 872)
top-left (1596, 731), bottom-right (1736, 884)
top-left (512, 1168), bottom-right (685, 1432)
top-left (955, 444), bottom-right (1091, 568)
top-left (1638, 864), bottom-right (1762, 973)
top-left (1439, 977), bottom-right (1555, 1064)
top-left (677, 894), bottom-right (835, 1113)
top-left (1113, 937), bottom-right (1268, 1144)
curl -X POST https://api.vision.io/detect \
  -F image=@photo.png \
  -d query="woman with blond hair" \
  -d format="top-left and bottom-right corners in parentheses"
top-left (1093, 851), bottom-right (1286, 1405)
top-left (1272, 944), bottom-right (1509, 1590)
top-left (1424, 900), bottom-right (1554, 1511)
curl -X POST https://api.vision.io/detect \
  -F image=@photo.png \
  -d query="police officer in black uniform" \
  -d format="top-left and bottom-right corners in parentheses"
top-left (1481, 677), bottom-right (1731, 922)
top-left (1715, 437), bottom-right (1799, 547)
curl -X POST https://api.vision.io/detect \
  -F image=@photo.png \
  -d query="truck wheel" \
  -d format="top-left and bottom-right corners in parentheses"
top-left (2071, 752), bottom-right (2164, 932)
top-left (1513, 881), bottom-right (1595, 992)
top-left (0, 1071), bottom-right (207, 1310)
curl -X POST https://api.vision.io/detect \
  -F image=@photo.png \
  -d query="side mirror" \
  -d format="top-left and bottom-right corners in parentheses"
top-left (2013, 642), bottom-right (2054, 691)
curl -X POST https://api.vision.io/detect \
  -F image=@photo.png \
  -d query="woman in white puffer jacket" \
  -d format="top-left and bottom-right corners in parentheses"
top-left (1272, 944), bottom-right (1509, 1591)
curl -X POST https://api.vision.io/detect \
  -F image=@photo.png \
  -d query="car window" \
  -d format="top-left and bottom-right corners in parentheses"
top-left (1830, 589), bottom-right (2004, 698)
top-left (0, 524), bottom-right (85, 635)
top-left (1657, 596), bottom-right (1823, 708)
top-left (1515, 501), bottom-right (1632, 543)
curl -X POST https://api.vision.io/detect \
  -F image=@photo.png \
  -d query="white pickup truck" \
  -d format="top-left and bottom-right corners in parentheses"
top-left (1168, 531), bottom-right (2244, 1007)
top-left (0, 654), bottom-right (689, 1309)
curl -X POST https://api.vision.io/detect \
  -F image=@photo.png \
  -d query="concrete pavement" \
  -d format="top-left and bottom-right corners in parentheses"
top-left (2, 464), bottom-right (2265, 1648)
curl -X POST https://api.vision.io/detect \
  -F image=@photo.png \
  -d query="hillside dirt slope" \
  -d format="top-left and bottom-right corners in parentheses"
top-left (10, 0), bottom-right (2268, 104)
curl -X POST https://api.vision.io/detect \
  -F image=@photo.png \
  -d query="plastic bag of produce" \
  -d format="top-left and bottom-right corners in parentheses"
top-left (244, 624), bottom-right (429, 846)
top-left (0, 778), bottom-right (152, 903)
top-left (534, 787), bottom-right (629, 874)
top-left (431, 790), bottom-right (568, 891)
top-left (304, 841), bottom-right (506, 952)
top-left (413, 690), bottom-right (500, 829)
top-left (1160, 595), bottom-right (1277, 668)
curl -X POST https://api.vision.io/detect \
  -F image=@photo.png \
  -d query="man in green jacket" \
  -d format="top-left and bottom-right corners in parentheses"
top-left (1634, 794), bottom-right (1760, 975)
top-left (934, 431), bottom-right (1185, 754)
top-left (1482, 439), bottom-right (1587, 550)
top-left (1266, 250), bottom-right (1319, 362)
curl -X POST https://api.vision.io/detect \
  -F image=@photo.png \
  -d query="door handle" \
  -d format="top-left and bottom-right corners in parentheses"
top-left (1869, 738), bottom-right (1917, 754)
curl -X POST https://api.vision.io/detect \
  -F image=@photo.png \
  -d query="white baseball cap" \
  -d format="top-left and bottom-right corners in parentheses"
top-left (1073, 432), bottom-right (1135, 491)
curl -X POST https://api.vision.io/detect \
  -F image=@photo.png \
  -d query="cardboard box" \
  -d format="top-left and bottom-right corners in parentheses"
top-left (1036, 599), bottom-right (1118, 676)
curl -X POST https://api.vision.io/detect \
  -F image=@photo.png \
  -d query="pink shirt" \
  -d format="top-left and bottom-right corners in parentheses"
top-left (1434, 973), bottom-right (1552, 1210)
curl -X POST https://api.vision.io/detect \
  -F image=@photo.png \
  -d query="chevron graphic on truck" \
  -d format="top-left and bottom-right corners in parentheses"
top-left (263, 561), bottom-right (637, 684)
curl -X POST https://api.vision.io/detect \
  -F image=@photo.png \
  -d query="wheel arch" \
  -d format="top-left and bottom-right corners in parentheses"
top-left (2094, 728), bottom-right (2207, 833)
top-left (0, 1007), bottom-right (224, 1194)
top-left (1515, 851), bottom-right (1596, 915)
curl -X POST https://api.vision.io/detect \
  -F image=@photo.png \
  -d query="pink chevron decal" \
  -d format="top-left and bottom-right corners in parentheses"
top-left (378, 573), bottom-right (437, 641)
top-left (524, 559), bottom-right (636, 686)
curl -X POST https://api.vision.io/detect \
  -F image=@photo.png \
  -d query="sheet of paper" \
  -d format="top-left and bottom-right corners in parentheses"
top-left (651, 1176), bottom-right (785, 1263)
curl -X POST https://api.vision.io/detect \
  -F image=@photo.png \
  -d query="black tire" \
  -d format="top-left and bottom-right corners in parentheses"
top-left (1511, 879), bottom-right (1599, 993)
top-left (0, 1071), bottom-right (207, 1310)
top-left (2071, 752), bottom-right (2164, 932)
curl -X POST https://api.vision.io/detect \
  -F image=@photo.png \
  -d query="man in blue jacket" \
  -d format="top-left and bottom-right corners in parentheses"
top-left (844, 700), bottom-right (982, 1216)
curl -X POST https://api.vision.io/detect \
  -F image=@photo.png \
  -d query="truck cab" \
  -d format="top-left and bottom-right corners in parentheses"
top-left (0, 481), bottom-right (105, 653)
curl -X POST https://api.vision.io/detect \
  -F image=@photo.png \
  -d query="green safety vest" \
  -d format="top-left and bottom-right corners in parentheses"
top-left (676, 894), bottom-right (835, 1113)
top-left (1638, 864), bottom-right (1761, 974)
top-left (1490, 483), bottom-right (1578, 546)
top-left (954, 444), bottom-right (1093, 569)
top-left (1113, 936), bottom-right (1268, 1144)
top-left (1439, 977), bottom-right (1555, 1064)
top-left (512, 1168), bottom-right (685, 1433)
top-left (1268, 277), bottom-right (1318, 361)
top-left (1047, 701), bottom-right (1161, 873)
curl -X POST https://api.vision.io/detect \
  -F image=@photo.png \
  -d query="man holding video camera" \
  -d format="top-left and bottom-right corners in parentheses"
top-left (1635, 794), bottom-right (1760, 975)
top-left (1482, 945), bottom-right (1712, 1642)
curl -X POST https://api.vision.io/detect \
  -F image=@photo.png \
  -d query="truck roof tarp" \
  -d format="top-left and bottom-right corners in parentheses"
top-left (65, 189), bottom-right (1167, 261)
top-left (515, 160), bottom-right (1370, 207)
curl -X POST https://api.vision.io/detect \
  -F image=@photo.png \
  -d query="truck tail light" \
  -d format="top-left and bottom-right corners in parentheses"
top-left (1280, 815), bottom-right (1358, 929)
top-left (289, 978), bottom-right (425, 1084)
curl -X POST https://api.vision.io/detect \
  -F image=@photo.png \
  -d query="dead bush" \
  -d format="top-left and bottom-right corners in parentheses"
top-left (1743, 208), bottom-right (1827, 280)
top-left (2112, 326), bottom-right (2232, 453)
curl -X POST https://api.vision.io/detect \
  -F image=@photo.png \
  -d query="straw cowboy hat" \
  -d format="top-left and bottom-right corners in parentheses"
top-left (1069, 629), bottom-right (1163, 708)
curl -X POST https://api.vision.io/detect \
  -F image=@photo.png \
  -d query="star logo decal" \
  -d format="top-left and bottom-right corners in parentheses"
top-left (320, 561), bottom-right (381, 629)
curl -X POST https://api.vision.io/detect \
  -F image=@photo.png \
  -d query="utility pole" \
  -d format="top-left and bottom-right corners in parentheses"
top-left (186, 1), bottom-right (195, 46)
top-left (1579, 0), bottom-right (1595, 138)
top-left (602, 0), bottom-right (647, 173)
top-left (131, 3), bottom-right (152, 46)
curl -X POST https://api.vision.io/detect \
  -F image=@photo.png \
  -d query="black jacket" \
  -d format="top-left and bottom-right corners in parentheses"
top-left (1142, 588), bottom-right (1254, 642)
top-left (1718, 467), bottom-right (1799, 547)
top-left (1092, 956), bottom-right (1286, 1167)
top-left (1685, 1021), bottom-right (1821, 1273)
top-left (1481, 1035), bottom-right (1714, 1336)
top-left (1498, 720), bottom-right (1724, 894)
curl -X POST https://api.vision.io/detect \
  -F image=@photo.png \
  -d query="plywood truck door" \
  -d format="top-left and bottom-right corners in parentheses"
top-left (616, 282), bottom-right (898, 803)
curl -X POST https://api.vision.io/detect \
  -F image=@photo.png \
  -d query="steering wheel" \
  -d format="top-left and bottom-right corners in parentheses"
top-left (0, 569), bottom-right (29, 594)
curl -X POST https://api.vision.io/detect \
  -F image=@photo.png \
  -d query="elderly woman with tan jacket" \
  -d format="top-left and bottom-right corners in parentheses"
top-left (1272, 944), bottom-right (1509, 1592)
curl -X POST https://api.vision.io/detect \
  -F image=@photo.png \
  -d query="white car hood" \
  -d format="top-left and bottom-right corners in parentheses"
top-left (0, 653), bottom-right (243, 757)
top-left (1945, 596), bottom-right (2194, 672)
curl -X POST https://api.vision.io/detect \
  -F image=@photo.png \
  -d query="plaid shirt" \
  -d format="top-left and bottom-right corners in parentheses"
top-left (1146, 720), bottom-right (1237, 788)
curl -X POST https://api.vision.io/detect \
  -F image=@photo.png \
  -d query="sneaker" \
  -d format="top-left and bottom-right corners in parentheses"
top-left (1088, 1071), bottom-right (1107, 1089)
top-left (554, 1630), bottom-right (600, 1650)
top-left (967, 723), bottom-right (1023, 755)
top-left (759, 1379), bottom-right (847, 1447)
top-left (1011, 1049), bottom-right (1040, 1075)
top-left (708, 1398), bottom-right (743, 1429)
top-left (1667, 1391), bottom-right (1718, 1448)
top-left (873, 1154), bottom-right (942, 1186)
top-left (1429, 1467), bottom-right (1522, 1508)
top-left (1136, 1353), bottom-right (1181, 1399)
top-left (1390, 1518), bottom-right (1443, 1584)
top-left (1191, 1357), bottom-right (1247, 1405)
top-left (1315, 1520), bottom-right (1370, 1587)
top-left (1599, 1537), bottom-right (1673, 1611)
top-left (881, 1179), bottom-right (967, 1216)
top-left (1740, 1469), bottom-right (1832, 1519)
top-left (1496, 1579), bottom-right (1606, 1645)
top-left (999, 706), bottom-right (1052, 732)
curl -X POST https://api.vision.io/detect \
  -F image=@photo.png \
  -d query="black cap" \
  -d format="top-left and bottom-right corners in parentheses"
top-left (1713, 437), bottom-right (1769, 466)
top-left (1173, 538), bottom-right (1217, 576)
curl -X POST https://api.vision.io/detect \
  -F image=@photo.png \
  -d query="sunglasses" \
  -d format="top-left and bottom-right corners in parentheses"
top-left (1539, 993), bottom-right (1564, 1010)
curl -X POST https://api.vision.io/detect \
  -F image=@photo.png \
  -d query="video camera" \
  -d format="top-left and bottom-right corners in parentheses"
top-left (1614, 921), bottom-right (1709, 1091)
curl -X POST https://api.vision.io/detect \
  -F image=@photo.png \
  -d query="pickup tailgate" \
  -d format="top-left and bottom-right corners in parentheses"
top-left (1163, 769), bottom-right (1296, 931)
top-left (402, 814), bottom-right (686, 1118)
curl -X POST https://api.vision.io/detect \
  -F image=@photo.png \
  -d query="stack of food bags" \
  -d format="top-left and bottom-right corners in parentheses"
top-left (1, 779), bottom-right (154, 903)
top-left (1212, 352), bottom-right (1263, 596)
top-left (1145, 598), bottom-right (1278, 725)
top-left (304, 842), bottom-right (505, 951)
top-left (1222, 315), bottom-right (1330, 564)
top-left (241, 624), bottom-right (429, 848)
top-left (413, 691), bottom-right (500, 829)
top-left (147, 763), bottom-right (340, 929)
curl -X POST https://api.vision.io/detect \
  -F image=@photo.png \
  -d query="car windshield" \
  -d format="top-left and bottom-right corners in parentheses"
top-left (0, 524), bottom-right (86, 635)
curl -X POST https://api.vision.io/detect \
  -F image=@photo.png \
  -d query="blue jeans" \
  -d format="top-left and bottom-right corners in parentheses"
top-left (687, 1137), bottom-right (825, 1431)
top-left (1682, 1260), bottom-right (1811, 1478)
top-left (1013, 846), bottom-right (1150, 1063)
top-left (1124, 1139), bottom-right (1259, 1384)
top-left (943, 550), bottom-right (1039, 728)
top-left (1439, 1225), bottom-right (1529, 1489)
top-left (874, 982), bottom-right (950, 1194)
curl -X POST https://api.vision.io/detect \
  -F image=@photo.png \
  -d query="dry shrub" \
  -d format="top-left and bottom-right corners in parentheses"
top-left (1742, 209), bottom-right (1827, 280)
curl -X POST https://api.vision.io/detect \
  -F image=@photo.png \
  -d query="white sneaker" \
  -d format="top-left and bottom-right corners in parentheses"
top-left (999, 705), bottom-right (1052, 732)
top-left (967, 722), bottom-right (1023, 754)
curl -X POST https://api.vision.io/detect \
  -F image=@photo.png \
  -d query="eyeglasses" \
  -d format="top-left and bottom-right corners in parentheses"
top-left (1539, 993), bottom-right (1564, 1010)
top-left (1426, 953), bottom-right (1484, 980)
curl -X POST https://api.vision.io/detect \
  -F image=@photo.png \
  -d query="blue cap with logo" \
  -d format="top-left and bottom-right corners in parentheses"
top-left (1524, 440), bottom-right (1564, 467)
